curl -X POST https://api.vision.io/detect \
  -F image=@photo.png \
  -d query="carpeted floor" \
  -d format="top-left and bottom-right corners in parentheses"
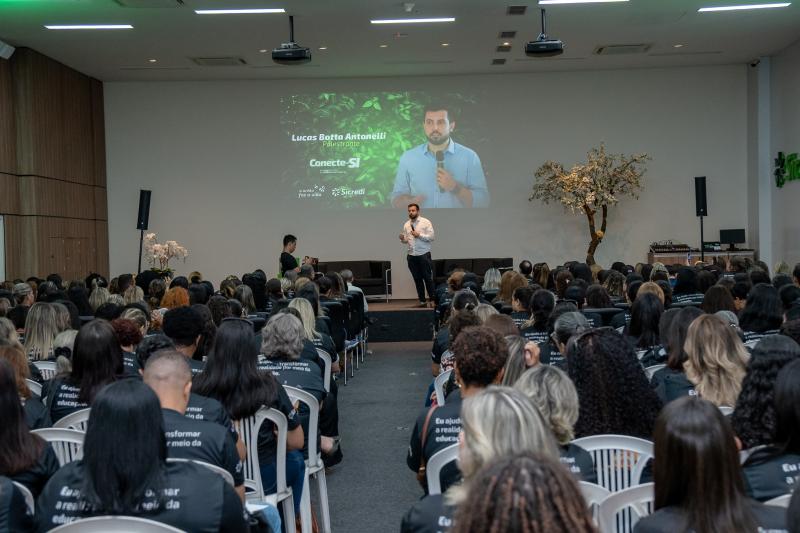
top-left (323, 341), bottom-right (433, 533)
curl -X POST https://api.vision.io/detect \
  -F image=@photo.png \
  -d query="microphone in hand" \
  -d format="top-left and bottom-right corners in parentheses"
top-left (435, 151), bottom-right (445, 192)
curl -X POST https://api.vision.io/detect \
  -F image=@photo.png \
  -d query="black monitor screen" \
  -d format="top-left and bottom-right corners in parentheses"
top-left (720, 229), bottom-right (746, 244)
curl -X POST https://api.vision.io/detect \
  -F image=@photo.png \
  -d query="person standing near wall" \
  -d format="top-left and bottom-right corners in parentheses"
top-left (399, 203), bottom-right (435, 307)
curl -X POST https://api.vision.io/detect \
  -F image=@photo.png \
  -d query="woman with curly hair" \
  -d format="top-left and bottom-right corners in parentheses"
top-left (732, 335), bottom-right (800, 451)
top-left (452, 453), bottom-right (596, 533)
top-left (683, 314), bottom-right (749, 408)
top-left (567, 328), bottom-right (662, 438)
top-left (111, 318), bottom-right (144, 376)
top-left (741, 358), bottom-right (800, 501)
top-left (602, 269), bottom-right (626, 301)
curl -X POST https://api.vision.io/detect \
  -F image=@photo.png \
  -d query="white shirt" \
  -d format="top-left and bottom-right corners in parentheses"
top-left (402, 216), bottom-right (435, 256)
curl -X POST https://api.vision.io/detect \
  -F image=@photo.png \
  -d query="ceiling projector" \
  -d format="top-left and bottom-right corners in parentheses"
top-left (525, 9), bottom-right (564, 57)
top-left (272, 16), bottom-right (311, 65)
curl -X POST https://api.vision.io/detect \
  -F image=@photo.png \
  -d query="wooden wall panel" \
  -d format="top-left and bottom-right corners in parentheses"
top-left (18, 176), bottom-right (95, 218)
top-left (90, 79), bottom-right (106, 187)
top-left (94, 221), bottom-right (109, 276)
top-left (3, 215), bottom-right (36, 279)
top-left (93, 186), bottom-right (107, 221)
top-left (61, 67), bottom-right (94, 185)
top-left (0, 173), bottom-right (20, 214)
top-left (0, 59), bottom-right (15, 174)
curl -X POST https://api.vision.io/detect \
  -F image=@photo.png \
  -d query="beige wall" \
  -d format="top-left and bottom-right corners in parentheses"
top-left (105, 65), bottom-right (749, 297)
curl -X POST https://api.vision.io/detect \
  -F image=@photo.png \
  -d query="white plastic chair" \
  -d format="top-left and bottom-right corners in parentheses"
top-left (597, 482), bottom-right (654, 533)
top-left (718, 405), bottom-right (734, 416)
top-left (53, 407), bottom-right (91, 431)
top-left (644, 364), bottom-right (665, 381)
top-left (237, 407), bottom-right (295, 533)
top-left (48, 516), bottom-right (183, 532)
top-left (285, 386), bottom-right (331, 533)
top-left (315, 348), bottom-right (333, 393)
top-left (765, 493), bottom-right (792, 508)
top-left (32, 360), bottom-right (57, 380)
top-left (433, 369), bottom-right (453, 407)
top-left (31, 428), bottom-right (85, 466)
top-left (166, 457), bottom-right (235, 487)
top-left (25, 379), bottom-right (42, 397)
top-left (425, 443), bottom-right (459, 496)
top-left (571, 435), bottom-right (654, 493)
top-left (11, 481), bottom-right (34, 515)
top-left (579, 481), bottom-right (611, 525)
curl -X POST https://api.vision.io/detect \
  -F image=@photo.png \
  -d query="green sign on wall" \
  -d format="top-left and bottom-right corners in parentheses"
top-left (775, 152), bottom-right (800, 188)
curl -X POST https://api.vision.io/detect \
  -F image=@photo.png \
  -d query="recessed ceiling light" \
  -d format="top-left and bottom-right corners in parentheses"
top-left (259, 49), bottom-right (268, 53)
top-left (370, 17), bottom-right (455, 24)
top-left (539, 0), bottom-right (628, 4)
top-left (318, 46), bottom-right (328, 50)
top-left (148, 58), bottom-right (157, 63)
top-left (698, 2), bottom-right (790, 11)
top-left (673, 44), bottom-right (684, 48)
top-left (44, 24), bottom-right (133, 30)
top-left (441, 43), bottom-right (450, 46)
top-left (503, 41), bottom-right (511, 46)
top-left (194, 8), bottom-right (286, 14)
top-left (379, 44), bottom-right (389, 48)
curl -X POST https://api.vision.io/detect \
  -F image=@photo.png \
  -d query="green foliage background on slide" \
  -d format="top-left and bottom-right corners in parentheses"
top-left (281, 91), bottom-right (478, 208)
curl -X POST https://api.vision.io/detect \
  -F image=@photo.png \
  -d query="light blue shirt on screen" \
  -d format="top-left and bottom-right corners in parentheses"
top-left (391, 140), bottom-right (490, 208)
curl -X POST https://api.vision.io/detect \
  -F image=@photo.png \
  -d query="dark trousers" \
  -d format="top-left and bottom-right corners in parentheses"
top-left (407, 252), bottom-right (434, 302)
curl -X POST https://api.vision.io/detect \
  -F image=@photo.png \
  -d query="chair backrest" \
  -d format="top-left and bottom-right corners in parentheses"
top-left (571, 435), bottom-right (654, 493)
top-left (718, 405), bottom-right (734, 416)
top-left (31, 428), bottom-right (85, 466)
top-left (644, 364), bottom-right (665, 381)
top-left (53, 408), bottom-right (91, 431)
top-left (765, 493), bottom-right (792, 508)
top-left (32, 360), bottom-right (57, 380)
top-left (320, 301), bottom-right (345, 352)
top-left (579, 481), bottom-right (611, 525)
top-left (284, 386), bottom-right (321, 468)
top-left (598, 482), bottom-right (654, 533)
top-left (165, 457), bottom-right (234, 486)
top-left (25, 379), bottom-right (42, 397)
top-left (346, 290), bottom-right (367, 328)
top-left (237, 407), bottom-right (288, 502)
top-left (315, 348), bottom-right (332, 393)
top-left (48, 515), bottom-right (184, 532)
top-left (11, 481), bottom-right (34, 515)
top-left (426, 443), bottom-right (459, 496)
top-left (433, 369), bottom-right (453, 407)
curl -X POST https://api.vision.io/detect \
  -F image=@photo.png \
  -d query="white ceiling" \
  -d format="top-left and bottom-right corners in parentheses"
top-left (0, 0), bottom-right (798, 81)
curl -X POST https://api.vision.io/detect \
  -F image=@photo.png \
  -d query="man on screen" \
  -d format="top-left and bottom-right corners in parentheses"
top-left (391, 104), bottom-right (490, 209)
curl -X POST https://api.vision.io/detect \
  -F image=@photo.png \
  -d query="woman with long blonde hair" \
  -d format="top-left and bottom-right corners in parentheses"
top-left (684, 314), bottom-right (749, 407)
top-left (23, 303), bottom-right (62, 361)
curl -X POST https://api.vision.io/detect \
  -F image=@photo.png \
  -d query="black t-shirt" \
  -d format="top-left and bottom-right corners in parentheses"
top-left (298, 340), bottom-right (326, 374)
top-left (122, 351), bottom-right (141, 376)
top-left (742, 329), bottom-right (781, 349)
top-left (520, 325), bottom-right (549, 345)
top-left (538, 341), bottom-right (566, 370)
top-left (315, 317), bottom-right (331, 336)
top-left (650, 368), bottom-right (695, 404)
top-left (22, 395), bottom-right (51, 430)
top-left (0, 476), bottom-right (34, 533)
top-left (742, 446), bottom-right (800, 502)
top-left (311, 334), bottom-right (338, 364)
top-left (583, 311), bottom-right (602, 327)
top-left (633, 498), bottom-right (787, 533)
top-left (36, 460), bottom-right (246, 533)
top-left (672, 292), bottom-right (704, 305)
top-left (401, 494), bottom-right (453, 533)
top-left (46, 380), bottom-right (90, 423)
top-left (187, 357), bottom-right (206, 377)
top-left (257, 358), bottom-right (326, 404)
top-left (8, 443), bottom-right (59, 498)
top-left (185, 393), bottom-right (237, 440)
top-left (560, 443), bottom-right (597, 484)
top-left (510, 312), bottom-right (529, 328)
top-left (610, 311), bottom-right (631, 330)
top-left (162, 409), bottom-right (244, 487)
top-left (408, 397), bottom-right (462, 493)
top-left (431, 327), bottom-right (449, 366)
top-left (280, 252), bottom-right (298, 275)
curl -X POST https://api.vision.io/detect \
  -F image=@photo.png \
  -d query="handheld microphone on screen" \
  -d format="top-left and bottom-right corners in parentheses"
top-left (435, 150), bottom-right (445, 192)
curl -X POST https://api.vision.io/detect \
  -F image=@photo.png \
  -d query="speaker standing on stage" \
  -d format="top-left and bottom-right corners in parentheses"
top-left (399, 203), bottom-right (435, 307)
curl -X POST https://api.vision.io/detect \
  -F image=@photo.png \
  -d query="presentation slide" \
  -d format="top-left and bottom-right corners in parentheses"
top-left (280, 91), bottom-right (489, 209)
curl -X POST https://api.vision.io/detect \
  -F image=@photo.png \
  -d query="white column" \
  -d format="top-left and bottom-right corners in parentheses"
top-left (757, 57), bottom-right (773, 267)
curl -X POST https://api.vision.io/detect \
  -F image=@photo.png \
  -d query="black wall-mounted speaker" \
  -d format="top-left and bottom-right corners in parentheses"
top-left (694, 176), bottom-right (707, 217)
top-left (136, 190), bottom-right (152, 230)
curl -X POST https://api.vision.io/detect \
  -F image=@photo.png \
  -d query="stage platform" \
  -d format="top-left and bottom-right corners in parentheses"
top-left (367, 299), bottom-right (436, 342)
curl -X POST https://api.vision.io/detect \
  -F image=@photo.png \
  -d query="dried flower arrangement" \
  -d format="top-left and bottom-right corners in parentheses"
top-left (143, 232), bottom-right (189, 273)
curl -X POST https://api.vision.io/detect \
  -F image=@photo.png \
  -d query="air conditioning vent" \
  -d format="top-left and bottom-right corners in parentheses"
top-left (507, 5), bottom-right (527, 15)
top-left (649, 50), bottom-right (722, 57)
top-left (492, 58), bottom-right (507, 65)
top-left (594, 44), bottom-right (652, 55)
top-left (114, 0), bottom-right (183, 7)
top-left (499, 31), bottom-right (517, 38)
top-left (496, 44), bottom-right (512, 52)
top-left (190, 57), bottom-right (247, 67)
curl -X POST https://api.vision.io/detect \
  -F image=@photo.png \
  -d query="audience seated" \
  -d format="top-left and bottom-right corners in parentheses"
top-left (408, 327), bottom-right (509, 495)
top-left (519, 289), bottom-right (554, 345)
top-left (650, 306), bottom-right (704, 403)
top-left (627, 292), bottom-right (665, 366)
top-left (741, 358), bottom-right (800, 501)
top-left (402, 387), bottom-right (558, 533)
top-left (739, 284), bottom-right (785, 347)
top-left (289, 297), bottom-right (339, 371)
top-left (683, 314), bottom-right (749, 407)
top-left (431, 290), bottom-right (479, 377)
top-left (46, 319), bottom-right (122, 422)
top-left (634, 396), bottom-right (786, 532)
top-left (543, 310), bottom-right (589, 369)
top-left (514, 365), bottom-right (597, 483)
top-left (161, 306), bottom-right (206, 375)
top-left (451, 453), bottom-right (595, 533)
top-left (509, 286), bottom-right (534, 327)
top-left (37, 379), bottom-right (247, 532)
top-left (0, 340), bottom-right (50, 428)
top-left (192, 318), bottom-right (305, 517)
top-left (493, 271), bottom-right (527, 306)
top-left (568, 328), bottom-right (662, 438)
